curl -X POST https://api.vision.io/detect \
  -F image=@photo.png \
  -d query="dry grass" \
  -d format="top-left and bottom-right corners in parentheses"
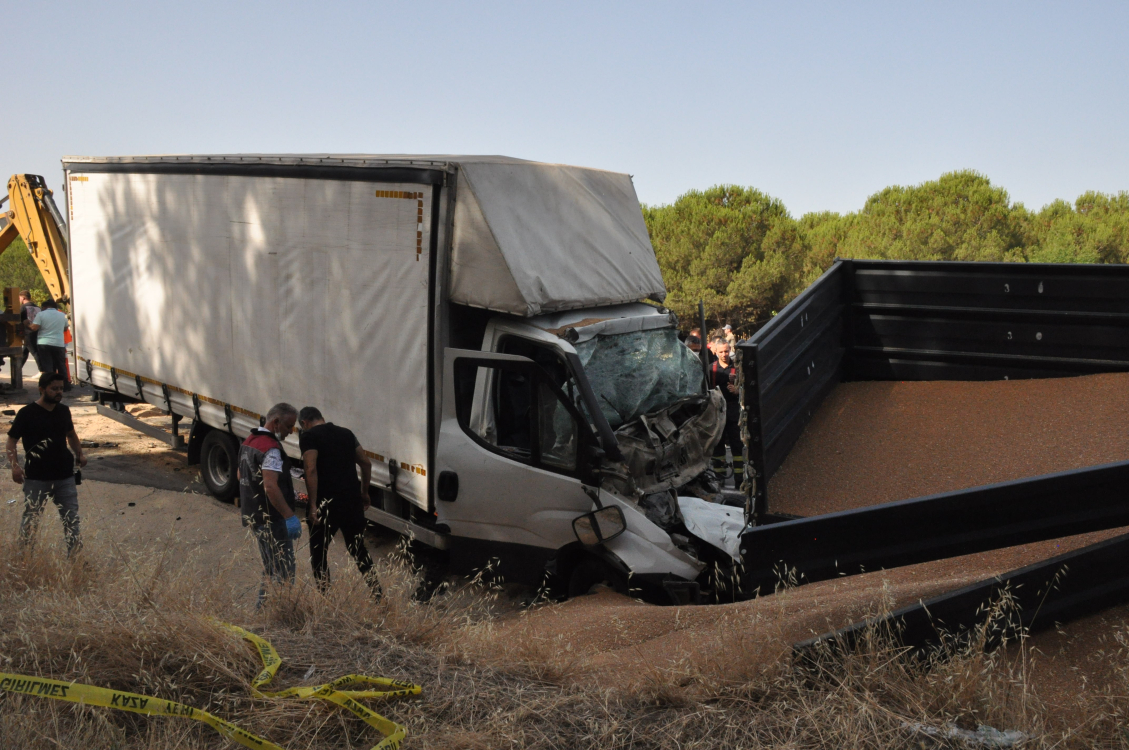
top-left (3, 520), bottom-right (1129, 749)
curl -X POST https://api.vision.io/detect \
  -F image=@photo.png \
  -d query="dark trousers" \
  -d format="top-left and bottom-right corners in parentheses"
top-left (20, 476), bottom-right (81, 554)
top-left (309, 500), bottom-right (379, 594)
top-left (21, 332), bottom-right (37, 368)
top-left (712, 420), bottom-right (744, 482)
top-left (39, 345), bottom-right (69, 383)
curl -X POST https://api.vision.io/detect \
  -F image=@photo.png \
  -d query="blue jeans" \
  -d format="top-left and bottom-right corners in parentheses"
top-left (20, 476), bottom-right (81, 554)
top-left (252, 519), bottom-right (295, 608)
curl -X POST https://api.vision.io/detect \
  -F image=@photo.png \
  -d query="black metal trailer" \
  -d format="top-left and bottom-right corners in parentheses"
top-left (795, 530), bottom-right (1129, 659)
top-left (734, 259), bottom-right (1129, 652)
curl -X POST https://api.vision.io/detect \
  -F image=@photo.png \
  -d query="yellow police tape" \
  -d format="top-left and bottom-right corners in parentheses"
top-left (0, 621), bottom-right (421, 750)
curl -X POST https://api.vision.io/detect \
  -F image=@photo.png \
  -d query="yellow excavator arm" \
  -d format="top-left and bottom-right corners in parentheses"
top-left (0, 174), bottom-right (71, 304)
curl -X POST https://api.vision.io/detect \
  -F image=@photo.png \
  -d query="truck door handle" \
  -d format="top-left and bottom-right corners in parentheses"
top-left (438, 471), bottom-right (459, 502)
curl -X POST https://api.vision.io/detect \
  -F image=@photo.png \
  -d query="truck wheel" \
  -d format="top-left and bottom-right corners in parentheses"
top-left (568, 557), bottom-right (628, 598)
top-left (200, 430), bottom-right (239, 503)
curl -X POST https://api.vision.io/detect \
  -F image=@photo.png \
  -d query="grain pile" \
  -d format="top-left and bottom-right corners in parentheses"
top-left (489, 372), bottom-right (1129, 724)
top-left (768, 371), bottom-right (1129, 516)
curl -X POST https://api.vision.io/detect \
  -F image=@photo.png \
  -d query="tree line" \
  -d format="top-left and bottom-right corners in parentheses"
top-left (2, 171), bottom-right (1126, 331)
top-left (0, 238), bottom-right (50, 303)
top-left (644, 170), bottom-right (1129, 336)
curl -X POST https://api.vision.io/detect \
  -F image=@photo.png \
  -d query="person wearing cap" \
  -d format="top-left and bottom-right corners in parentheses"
top-left (686, 327), bottom-right (713, 363)
top-left (723, 324), bottom-right (737, 349)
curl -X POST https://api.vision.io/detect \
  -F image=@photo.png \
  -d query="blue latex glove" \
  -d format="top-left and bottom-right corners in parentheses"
top-left (285, 515), bottom-right (302, 540)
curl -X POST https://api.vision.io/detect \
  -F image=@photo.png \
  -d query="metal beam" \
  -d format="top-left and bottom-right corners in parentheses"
top-left (740, 460), bottom-right (1129, 592)
top-left (845, 259), bottom-right (1129, 381)
top-left (795, 531), bottom-right (1129, 658)
top-left (738, 261), bottom-right (847, 509)
top-left (96, 404), bottom-right (185, 449)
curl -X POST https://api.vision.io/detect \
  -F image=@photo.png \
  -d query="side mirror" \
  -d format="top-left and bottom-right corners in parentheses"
top-left (572, 505), bottom-right (627, 546)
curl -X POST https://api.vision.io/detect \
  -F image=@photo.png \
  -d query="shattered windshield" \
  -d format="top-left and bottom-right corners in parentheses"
top-left (575, 328), bottom-right (705, 429)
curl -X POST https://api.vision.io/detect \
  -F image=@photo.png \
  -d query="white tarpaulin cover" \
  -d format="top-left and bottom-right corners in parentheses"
top-left (66, 169), bottom-right (432, 507)
top-left (63, 154), bottom-right (666, 318)
top-left (448, 158), bottom-right (666, 316)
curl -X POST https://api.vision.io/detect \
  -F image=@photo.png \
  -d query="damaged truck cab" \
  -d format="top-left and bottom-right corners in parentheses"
top-left (437, 303), bottom-right (735, 602)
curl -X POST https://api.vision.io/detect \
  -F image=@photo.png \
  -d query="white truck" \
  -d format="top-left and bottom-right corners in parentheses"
top-left (62, 154), bottom-right (741, 603)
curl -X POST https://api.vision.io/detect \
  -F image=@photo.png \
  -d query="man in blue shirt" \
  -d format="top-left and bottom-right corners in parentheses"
top-left (30, 299), bottom-right (70, 390)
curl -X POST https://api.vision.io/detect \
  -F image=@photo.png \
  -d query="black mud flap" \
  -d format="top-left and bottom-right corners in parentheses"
top-left (187, 420), bottom-right (211, 465)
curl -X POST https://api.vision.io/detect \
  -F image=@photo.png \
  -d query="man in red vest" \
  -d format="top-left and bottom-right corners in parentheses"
top-left (238, 402), bottom-right (302, 608)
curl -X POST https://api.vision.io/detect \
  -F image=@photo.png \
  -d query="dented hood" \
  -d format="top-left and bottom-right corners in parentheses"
top-left (611, 390), bottom-right (726, 497)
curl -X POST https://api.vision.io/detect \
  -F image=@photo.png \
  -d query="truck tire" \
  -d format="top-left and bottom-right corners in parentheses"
top-left (568, 557), bottom-right (628, 598)
top-left (200, 430), bottom-right (239, 503)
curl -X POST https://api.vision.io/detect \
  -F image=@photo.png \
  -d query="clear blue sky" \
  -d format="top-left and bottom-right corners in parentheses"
top-left (5, 1), bottom-right (1127, 216)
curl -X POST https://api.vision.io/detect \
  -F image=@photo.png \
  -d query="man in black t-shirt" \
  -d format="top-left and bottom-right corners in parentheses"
top-left (297, 406), bottom-right (380, 596)
top-left (6, 372), bottom-right (88, 553)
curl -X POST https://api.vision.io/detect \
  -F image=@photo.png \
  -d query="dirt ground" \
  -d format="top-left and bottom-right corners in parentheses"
top-left (0, 370), bottom-right (396, 607)
top-left (3, 363), bottom-right (1127, 723)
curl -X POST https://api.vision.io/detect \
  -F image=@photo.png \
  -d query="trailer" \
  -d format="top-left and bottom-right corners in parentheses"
top-left (736, 258), bottom-right (1129, 650)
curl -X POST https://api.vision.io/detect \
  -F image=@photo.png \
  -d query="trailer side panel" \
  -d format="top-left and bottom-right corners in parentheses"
top-left (68, 171), bottom-right (433, 507)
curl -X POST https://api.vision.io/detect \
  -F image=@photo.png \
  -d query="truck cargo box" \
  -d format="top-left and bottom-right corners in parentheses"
top-left (62, 154), bottom-right (668, 511)
top-left (67, 166), bottom-right (436, 506)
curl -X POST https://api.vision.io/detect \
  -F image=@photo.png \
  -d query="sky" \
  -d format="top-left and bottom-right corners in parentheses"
top-left (4, 1), bottom-right (1127, 216)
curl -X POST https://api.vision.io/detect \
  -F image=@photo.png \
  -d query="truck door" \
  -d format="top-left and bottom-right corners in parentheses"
top-left (435, 348), bottom-right (599, 584)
